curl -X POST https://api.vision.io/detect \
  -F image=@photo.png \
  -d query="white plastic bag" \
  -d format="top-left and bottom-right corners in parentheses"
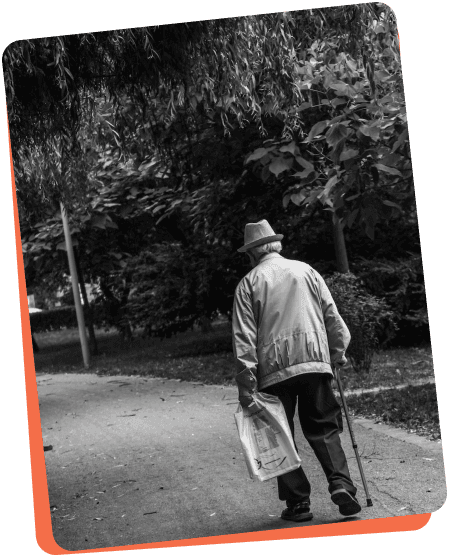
top-left (234, 391), bottom-right (301, 481)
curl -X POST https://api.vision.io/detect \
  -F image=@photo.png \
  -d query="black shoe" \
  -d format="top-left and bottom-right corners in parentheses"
top-left (281, 502), bottom-right (313, 522)
top-left (331, 488), bottom-right (362, 516)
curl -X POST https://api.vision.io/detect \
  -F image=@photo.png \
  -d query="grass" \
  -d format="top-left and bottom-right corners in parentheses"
top-left (34, 322), bottom-right (434, 389)
top-left (34, 321), bottom-right (237, 385)
top-left (33, 322), bottom-right (439, 437)
top-left (343, 384), bottom-right (441, 440)
top-left (337, 345), bottom-right (434, 391)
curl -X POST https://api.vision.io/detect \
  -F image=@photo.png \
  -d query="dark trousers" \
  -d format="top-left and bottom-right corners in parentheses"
top-left (262, 373), bottom-right (356, 506)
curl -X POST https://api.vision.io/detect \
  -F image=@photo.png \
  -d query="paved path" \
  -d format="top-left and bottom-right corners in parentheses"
top-left (37, 373), bottom-right (446, 552)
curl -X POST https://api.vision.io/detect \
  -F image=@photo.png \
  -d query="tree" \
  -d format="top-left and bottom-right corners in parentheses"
top-left (241, 6), bottom-right (407, 271)
top-left (5, 5), bottom-right (396, 218)
top-left (8, 5), bottom-right (421, 342)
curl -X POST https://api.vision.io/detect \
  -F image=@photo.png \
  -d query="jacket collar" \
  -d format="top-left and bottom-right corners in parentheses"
top-left (258, 252), bottom-right (284, 265)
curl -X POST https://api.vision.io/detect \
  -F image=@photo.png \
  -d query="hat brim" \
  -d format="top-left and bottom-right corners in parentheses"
top-left (237, 234), bottom-right (284, 253)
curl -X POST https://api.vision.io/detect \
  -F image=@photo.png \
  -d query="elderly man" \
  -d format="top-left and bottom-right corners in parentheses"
top-left (232, 219), bottom-right (361, 522)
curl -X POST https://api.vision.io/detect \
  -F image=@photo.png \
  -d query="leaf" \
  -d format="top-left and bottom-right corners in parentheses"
top-left (290, 191), bottom-right (307, 206)
top-left (90, 215), bottom-right (107, 229)
top-left (383, 200), bottom-right (402, 210)
top-left (268, 157), bottom-right (293, 177)
top-left (333, 190), bottom-right (345, 210)
top-left (279, 141), bottom-right (297, 155)
top-left (365, 223), bottom-right (375, 240)
top-left (346, 58), bottom-right (358, 72)
top-left (326, 114), bottom-right (343, 125)
top-left (329, 82), bottom-right (356, 97)
top-left (260, 153), bottom-right (272, 165)
top-left (293, 169), bottom-right (313, 179)
top-left (295, 156), bottom-right (314, 171)
top-left (363, 206), bottom-right (378, 240)
top-left (318, 175), bottom-right (338, 202)
top-left (151, 204), bottom-right (165, 214)
top-left (245, 147), bottom-right (269, 163)
top-left (282, 194), bottom-right (291, 208)
top-left (340, 149), bottom-right (359, 162)
top-left (307, 120), bottom-right (329, 142)
top-left (375, 70), bottom-right (391, 82)
top-left (331, 98), bottom-right (347, 108)
top-left (261, 166), bottom-right (271, 183)
top-left (359, 125), bottom-right (381, 141)
top-left (392, 129), bottom-right (409, 153)
top-left (330, 139), bottom-right (346, 163)
top-left (373, 164), bottom-right (403, 176)
top-left (298, 102), bottom-right (312, 111)
top-left (381, 153), bottom-right (402, 167)
top-left (297, 79), bottom-right (312, 91)
top-left (326, 124), bottom-right (349, 147)
top-left (347, 209), bottom-right (359, 228)
top-left (345, 194), bottom-right (360, 202)
top-left (305, 188), bottom-right (323, 204)
top-left (170, 199), bottom-right (183, 209)
top-left (300, 171), bottom-right (318, 185)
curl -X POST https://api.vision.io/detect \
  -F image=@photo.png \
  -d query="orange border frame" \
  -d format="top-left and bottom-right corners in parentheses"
top-left (6, 75), bottom-right (432, 552)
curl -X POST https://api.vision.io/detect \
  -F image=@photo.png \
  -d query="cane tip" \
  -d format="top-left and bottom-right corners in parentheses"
top-left (367, 499), bottom-right (373, 507)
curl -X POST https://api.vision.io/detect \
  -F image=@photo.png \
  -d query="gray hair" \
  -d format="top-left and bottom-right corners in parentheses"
top-left (247, 241), bottom-right (282, 262)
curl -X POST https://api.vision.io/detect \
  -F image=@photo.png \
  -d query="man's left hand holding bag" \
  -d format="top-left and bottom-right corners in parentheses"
top-left (236, 369), bottom-right (258, 408)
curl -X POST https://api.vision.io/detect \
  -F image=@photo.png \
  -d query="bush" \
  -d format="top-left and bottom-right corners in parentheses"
top-left (325, 272), bottom-right (396, 374)
top-left (123, 244), bottom-right (199, 338)
top-left (29, 304), bottom-right (110, 333)
top-left (30, 306), bottom-right (78, 333)
top-left (352, 256), bottom-right (429, 346)
top-left (123, 242), bottom-right (240, 338)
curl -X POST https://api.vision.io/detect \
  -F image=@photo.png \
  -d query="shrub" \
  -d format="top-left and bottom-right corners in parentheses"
top-left (325, 272), bottom-right (396, 374)
top-left (30, 306), bottom-right (78, 333)
top-left (123, 244), bottom-right (199, 338)
top-left (352, 255), bottom-right (429, 346)
top-left (29, 303), bottom-right (110, 333)
top-left (123, 242), bottom-right (239, 338)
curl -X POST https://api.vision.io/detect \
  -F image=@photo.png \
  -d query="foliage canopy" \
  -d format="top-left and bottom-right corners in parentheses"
top-left (4, 4), bottom-right (427, 345)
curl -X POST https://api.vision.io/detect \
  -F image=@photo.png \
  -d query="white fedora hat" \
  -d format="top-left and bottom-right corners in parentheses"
top-left (237, 219), bottom-right (284, 253)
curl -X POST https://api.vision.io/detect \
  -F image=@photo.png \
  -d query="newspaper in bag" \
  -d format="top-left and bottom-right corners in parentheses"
top-left (234, 391), bottom-right (301, 481)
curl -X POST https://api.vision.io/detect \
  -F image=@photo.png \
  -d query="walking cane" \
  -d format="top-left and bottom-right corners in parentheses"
top-left (334, 365), bottom-right (373, 507)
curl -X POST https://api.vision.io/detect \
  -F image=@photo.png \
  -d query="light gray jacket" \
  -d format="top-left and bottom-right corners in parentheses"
top-left (232, 253), bottom-right (350, 391)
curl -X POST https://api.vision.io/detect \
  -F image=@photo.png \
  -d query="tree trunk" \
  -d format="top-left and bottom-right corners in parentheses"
top-left (99, 278), bottom-right (132, 342)
top-left (74, 249), bottom-right (99, 355)
top-left (32, 334), bottom-right (40, 353)
top-left (332, 217), bottom-right (350, 273)
top-left (119, 285), bottom-right (133, 341)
